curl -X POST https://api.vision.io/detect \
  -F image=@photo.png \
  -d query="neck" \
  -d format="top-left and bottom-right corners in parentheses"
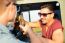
top-left (0, 3), bottom-right (8, 26)
top-left (0, 5), bottom-right (8, 26)
top-left (0, 19), bottom-right (8, 26)
top-left (0, 14), bottom-right (8, 26)
top-left (46, 19), bottom-right (54, 27)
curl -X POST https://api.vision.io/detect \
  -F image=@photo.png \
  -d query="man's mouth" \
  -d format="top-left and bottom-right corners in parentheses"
top-left (40, 19), bottom-right (47, 25)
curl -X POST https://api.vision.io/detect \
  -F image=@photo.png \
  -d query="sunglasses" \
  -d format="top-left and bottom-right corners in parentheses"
top-left (38, 12), bottom-right (52, 17)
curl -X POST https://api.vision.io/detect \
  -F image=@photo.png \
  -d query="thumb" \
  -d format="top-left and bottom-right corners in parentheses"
top-left (19, 25), bottom-right (25, 31)
top-left (19, 25), bottom-right (27, 32)
top-left (19, 25), bottom-right (24, 29)
top-left (19, 25), bottom-right (27, 35)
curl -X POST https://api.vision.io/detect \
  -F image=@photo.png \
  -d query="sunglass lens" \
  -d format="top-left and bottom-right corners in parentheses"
top-left (38, 13), bottom-right (47, 17)
top-left (42, 14), bottom-right (47, 16)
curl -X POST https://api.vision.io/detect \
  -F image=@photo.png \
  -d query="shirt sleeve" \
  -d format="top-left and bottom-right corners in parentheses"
top-left (52, 20), bottom-right (63, 32)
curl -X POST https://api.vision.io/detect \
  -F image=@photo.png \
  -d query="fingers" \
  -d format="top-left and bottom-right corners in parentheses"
top-left (19, 25), bottom-right (26, 32)
top-left (19, 24), bottom-right (29, 32)
top-left (19, 25), bottom-right (24, 29)
top-left (19, 25), bottom-right (27, 35)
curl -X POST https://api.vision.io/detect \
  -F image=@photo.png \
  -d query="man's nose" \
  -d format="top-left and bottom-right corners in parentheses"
top-left (40, 15), bottom-right (43, 18)
top-left (40, 15), bottom-right (45, 18)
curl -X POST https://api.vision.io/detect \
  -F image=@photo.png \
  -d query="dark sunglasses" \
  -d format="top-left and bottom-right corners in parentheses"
top-left (38, 12), bottom-right (52, 17)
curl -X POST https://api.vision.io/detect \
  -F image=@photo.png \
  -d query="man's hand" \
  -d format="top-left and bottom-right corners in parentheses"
top-left (19, 24), bottom-right (31, 34)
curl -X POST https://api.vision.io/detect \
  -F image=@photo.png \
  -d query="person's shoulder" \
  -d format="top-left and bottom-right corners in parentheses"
top-left (52, 19), bottom-right (63, 31)
top-left (54, 19), bottom-right (62, 26)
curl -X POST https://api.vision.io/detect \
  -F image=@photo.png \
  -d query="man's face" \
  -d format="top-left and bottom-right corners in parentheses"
top-left (3, 0), bottom-right (15, 7)
top-left (0, 0), bottom-right (16, 22)
top-left (38, 8), bottom-right (54, 24)
top-left (0, 0), bottom-right (11, 15)
top-left (6, 2), bottom-right (17, 22)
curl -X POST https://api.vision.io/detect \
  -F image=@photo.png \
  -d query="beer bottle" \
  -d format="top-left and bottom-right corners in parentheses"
top-left (12, 14), bottom-right (30, 42)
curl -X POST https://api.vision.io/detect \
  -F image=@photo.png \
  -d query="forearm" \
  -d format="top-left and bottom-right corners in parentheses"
top-left (27, 29), bottom-right (55, 43)
top-left (27, 29), bottom-right (42, 43)
top-left (39, 37), bottom-right (54, 43)
top-left (39, 37), bottom-right (63, 43)
top-left (27, 30), bottom-right (63, 43)
top-left (28, 22), bottom-right (40, 28)
top-left (19, 25), bottom-right (63, 43)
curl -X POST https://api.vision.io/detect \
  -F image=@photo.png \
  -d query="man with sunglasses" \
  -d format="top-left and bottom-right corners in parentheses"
top-left (19, 4), bottom-right (64, 43)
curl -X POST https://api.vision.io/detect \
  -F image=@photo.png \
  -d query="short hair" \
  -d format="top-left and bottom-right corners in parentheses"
top-left (41, 4), bottom-right (55, 12)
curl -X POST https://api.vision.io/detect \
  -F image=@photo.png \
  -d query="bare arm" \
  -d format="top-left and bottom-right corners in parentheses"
top-left (19, 17), bottom-right (40, 28)
top-left (27, 28), bottom-right (64, 43)
top-left (19, 24), bottom-right (64, 43)
top-left (28, 21), bottom-right (40, 28)
top-left (27, 28), bottom-right (42, 43)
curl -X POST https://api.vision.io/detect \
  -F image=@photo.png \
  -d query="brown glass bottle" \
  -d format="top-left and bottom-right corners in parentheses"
top-left (12, 14), bottom-right (30, 42)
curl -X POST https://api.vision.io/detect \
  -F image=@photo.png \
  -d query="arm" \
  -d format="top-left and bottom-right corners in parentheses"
top-left (19, 17), bottom-right (40, 28)
top-left (27, 28), bottom-right (64, 43)
top-left (28, 21), bottom-right (40, 28)
top-left (19, 24), bottom-right (64, 43)
top-left (27, 28), bottom-right (42, 43)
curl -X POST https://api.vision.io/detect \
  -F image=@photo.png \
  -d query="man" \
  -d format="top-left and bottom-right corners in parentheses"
top-left (0, 0), bottom-right (26, 43)
top-left (19, 4), bottom-right (64, 43)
